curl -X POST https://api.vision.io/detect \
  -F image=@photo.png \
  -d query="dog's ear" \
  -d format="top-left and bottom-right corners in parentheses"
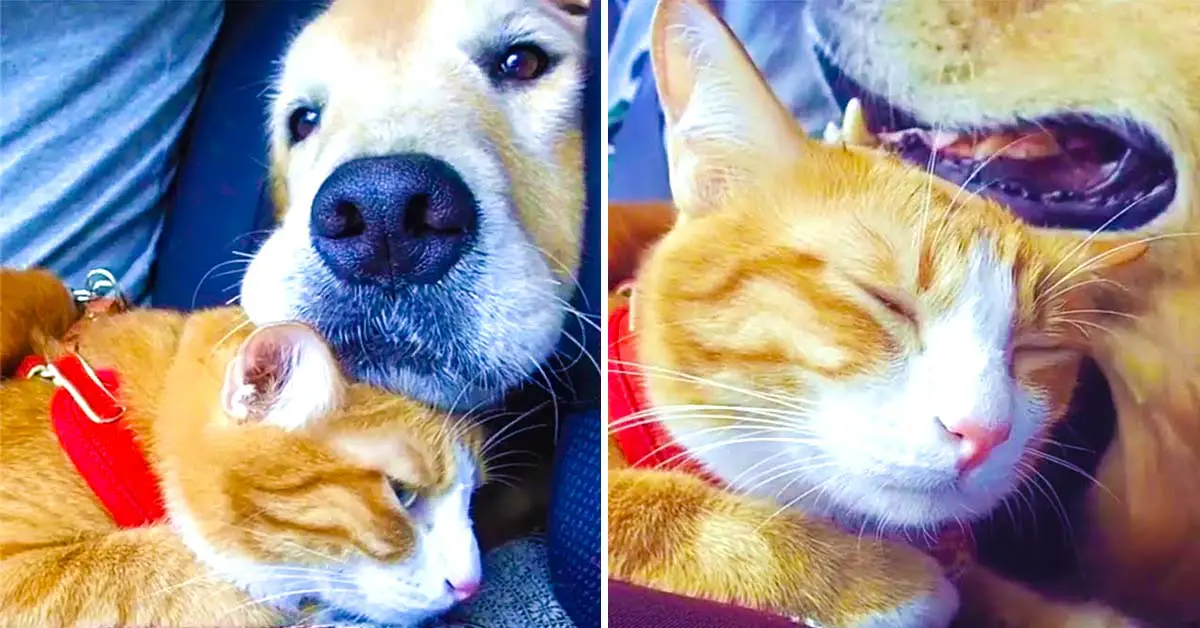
top-left (545, 0), bottom-right (588, 37)
top-left (548, 0), bottom-right (588, 16)
top-left (221, 323), bottom-right (345, 430)
top-left (651, 0), bottom-right (810, 216)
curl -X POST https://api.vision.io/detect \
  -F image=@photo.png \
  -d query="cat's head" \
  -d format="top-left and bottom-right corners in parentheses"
top-left (158, 317), bottom-right (484, 626)
top-left (632, 0), bottom-right (1147, 531)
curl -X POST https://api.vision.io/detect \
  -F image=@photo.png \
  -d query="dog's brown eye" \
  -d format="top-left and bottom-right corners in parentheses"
top-left (495, 44), bottom-right (551, 82)
top-left (287, 106), bottom-right (321, 144)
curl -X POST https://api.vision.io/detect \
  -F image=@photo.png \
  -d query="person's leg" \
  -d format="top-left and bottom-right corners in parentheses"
top-left (0, 1), bottom-right (223, 304)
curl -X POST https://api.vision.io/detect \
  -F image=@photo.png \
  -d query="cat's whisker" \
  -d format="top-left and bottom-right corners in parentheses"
top-left (916, 119), bottom-right (944, 253)
top-left (1017, 459), bottom-right (1075, 548)
top-left (524, 356), bottom-right (565, 445)
top-left (650, 433), bottom-right (826, 473)
top-left (724, 448), bottom-right (799, 488)
top-left (190, 259), bottom-right (252, 309)
top-left (528, 283), bottom-right (602, 335)
top-left (1034, 436), bottom-right (1094, 454)
top-left (608, 361), bottom-right (810, 410)
top-left (147, 570), bottom-right (355, 600)
top-left (1042, 231), bottom-right (1200, 297)
top-left (458, 407), bottom-right (534, 438)
top-left (519, 241), bottom-right (594, 314)
top-left (1036, 195), bottom-right (1154, 296)
top-left (209, 316), bottom-right (255, 358)
top-left (442, 374), bottom-right (490, 440)
top-left (554, 326), bottom-right (600, 374)
top-left (1052, 317), bottom-right (1118, 337)
top-left (1054, 308), bottom-right (1140, 322)
top-left (225, 587), bottom-right (357, 619)
top-left (483, 448), bottom-right (541, 466)
top-left (754, 473), bottom-right (846, 533)
top-left (477, 400), bottom-right (553, 457)
top-left (1037, 276), bottom-right (1128, 309)
top-left (609, 414), bottom-right (814, 437)
top-left (480, 423), bottom-right (548, 460)
top-left (485, 473), bottom-right (522, 489)
top-left (1026, 448), bottom-right (1116, 500)
top-left (740, 459), bottom-right (837, 501)
top-left (609, 406), bottom-right (813, 430)
top-left (224, 525), bottom-right (347, 564)
top-left (613, 403), bottom-right (810, 424)
top-left (1051, 318), bottom-right (1092, 339)
top-left (485, 461), bottom-right (540, 474)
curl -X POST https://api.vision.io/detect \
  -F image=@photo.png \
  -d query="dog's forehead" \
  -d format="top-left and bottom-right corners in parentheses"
top-left (285, 0), bottom-right (580, 76)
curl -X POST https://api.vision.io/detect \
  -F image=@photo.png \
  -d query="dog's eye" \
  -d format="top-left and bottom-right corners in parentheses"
top-left (494, 44), bottom-right (552, 82)
top-left (287, 106), bottom-right (321, 144)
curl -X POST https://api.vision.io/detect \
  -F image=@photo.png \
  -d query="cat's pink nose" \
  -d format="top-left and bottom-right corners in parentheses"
top-left (447, 578), bottom-right (481, 601)
top-left (941, 420), bottom-right (1012, 473)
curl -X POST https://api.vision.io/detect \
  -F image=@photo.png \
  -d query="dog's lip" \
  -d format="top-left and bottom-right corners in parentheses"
top-left (816, 47), bottom-right (1177, 232)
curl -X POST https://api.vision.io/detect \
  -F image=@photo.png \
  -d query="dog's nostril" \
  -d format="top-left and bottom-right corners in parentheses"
top-left (403, 192), bottom-right (469, 237)
top-left (314, 201), bottom-right (366, 240)
top-left (402, 193), bottom-right (435, 237)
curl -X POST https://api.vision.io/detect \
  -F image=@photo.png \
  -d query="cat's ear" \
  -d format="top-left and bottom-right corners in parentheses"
top-left (651, 0), bottom-right (808, 215)
top-left (220, 323), bottom-right (345, 430)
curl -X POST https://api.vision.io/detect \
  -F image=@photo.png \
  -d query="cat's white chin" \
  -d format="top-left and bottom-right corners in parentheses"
top-left (819, 474), bottom-right (1020, 530)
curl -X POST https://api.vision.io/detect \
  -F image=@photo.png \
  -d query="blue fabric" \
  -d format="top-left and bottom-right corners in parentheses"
top-left (548, 410), bottom-right (600, 628)
top-left (151, 1), bottom-right (324, 310)
top-left (0, 0), bottom-right (223, 304)
top-left (542, 4), bottom-right (602, 628)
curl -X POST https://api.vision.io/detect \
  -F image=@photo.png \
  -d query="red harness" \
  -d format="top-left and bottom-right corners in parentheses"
top-left (607, 286), bottom-right (975, 578)
top-left (14, 290), bottom-right (166, 529)
top-left (607, 297), bottom-right (721, 483)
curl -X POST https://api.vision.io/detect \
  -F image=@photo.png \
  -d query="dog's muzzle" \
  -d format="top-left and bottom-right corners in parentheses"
top-left (310, 154), bottom-right (479, 287)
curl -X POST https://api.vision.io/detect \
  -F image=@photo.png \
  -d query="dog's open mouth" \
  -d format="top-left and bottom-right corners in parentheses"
top-left (819, 57), bottom-right (1176, 231)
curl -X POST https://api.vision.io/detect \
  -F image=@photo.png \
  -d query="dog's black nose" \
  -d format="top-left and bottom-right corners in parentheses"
top-left (310, 154), bottom-right (478, 286)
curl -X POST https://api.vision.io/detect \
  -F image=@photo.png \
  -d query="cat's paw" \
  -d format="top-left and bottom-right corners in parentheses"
top-left (847, 574), bottom-right (959, 628)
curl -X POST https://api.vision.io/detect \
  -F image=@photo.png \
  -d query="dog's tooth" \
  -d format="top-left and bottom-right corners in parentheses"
top-left (841, 98), bottom-right (878, 147)
top-left (823, 121), bottom-right (843, 144)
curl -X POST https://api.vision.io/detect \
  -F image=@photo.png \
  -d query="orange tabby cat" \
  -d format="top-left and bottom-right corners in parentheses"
top-left (607, 2), bottom-right (1146, 627)
top-left (0, 269), bottom-right (485, 627)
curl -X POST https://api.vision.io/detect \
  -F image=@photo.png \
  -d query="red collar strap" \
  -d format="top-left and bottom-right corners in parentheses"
top-left (17, 352), bottom-right (166, 529)
top-left (607, 282), bottom-right (975, 578)
top-left (608, 290), bottom-right (721, 484)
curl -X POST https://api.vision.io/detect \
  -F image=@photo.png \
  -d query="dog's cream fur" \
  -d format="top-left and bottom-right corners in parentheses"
top-left (242, 0), bottom-right (589, 408)
top-left (811, 1), bottom-right (1200, 622)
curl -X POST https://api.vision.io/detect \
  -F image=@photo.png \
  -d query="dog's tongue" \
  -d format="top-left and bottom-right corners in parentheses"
top-left (888, 126), bottom-right (1125, 193)
top-left (880, 127), bottom-right (1064, 160)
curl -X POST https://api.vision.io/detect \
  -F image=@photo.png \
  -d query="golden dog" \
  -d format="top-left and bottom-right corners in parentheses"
top-left (245, 0), bottom-right (589, 410)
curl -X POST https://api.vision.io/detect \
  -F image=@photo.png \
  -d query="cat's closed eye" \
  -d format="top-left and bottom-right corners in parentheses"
top-left (863, 285), bottom-right (919, 326)
top-left (390, 481), bottom-right (421, 510)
